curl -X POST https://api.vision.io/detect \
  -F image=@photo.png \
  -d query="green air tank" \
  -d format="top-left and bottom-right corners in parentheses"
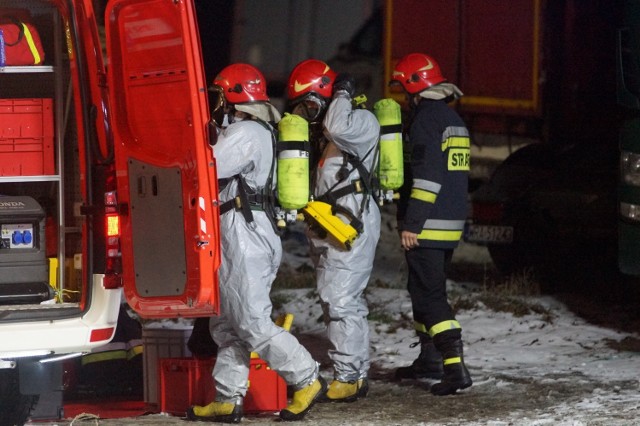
top-left (277, 113), bottom-right (310, 210)
top-left (374, 98), bottom-right (404, 191)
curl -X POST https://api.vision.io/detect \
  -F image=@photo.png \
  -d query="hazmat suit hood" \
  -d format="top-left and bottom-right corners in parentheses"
top-left (235, 102), bottom-right (282, 123)
top-left (419, 82), bottom-right (463, 101)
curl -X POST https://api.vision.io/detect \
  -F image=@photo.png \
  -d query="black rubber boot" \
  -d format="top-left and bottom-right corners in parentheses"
top-left (395, 335), bottom-right (444, 380)
top-left (430, 336), bottom-right (472, 396)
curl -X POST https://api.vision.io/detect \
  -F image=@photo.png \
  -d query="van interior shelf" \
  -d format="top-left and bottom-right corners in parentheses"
top-left (0, 66), bottom-right (54, 73)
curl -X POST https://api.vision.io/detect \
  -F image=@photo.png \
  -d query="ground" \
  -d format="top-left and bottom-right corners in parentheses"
top-left (28, 207), bottom-right (640, 426)
top-left (49, 312), bottom-right (640, 426)
top-left (31, 257), bottom-right (640, 426)
top-left (61, 374), bottom-right (638, 425)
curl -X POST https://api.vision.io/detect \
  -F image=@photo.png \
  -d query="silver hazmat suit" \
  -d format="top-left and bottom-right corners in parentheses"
top-left (309, 92), bottom-right (381, 382)
top-left (210, 116), bottom-right (318, 403)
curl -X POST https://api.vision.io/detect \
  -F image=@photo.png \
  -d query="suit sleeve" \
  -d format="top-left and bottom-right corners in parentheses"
top-left (323, 94), bottom-right (380, 158)
top-left (214, 123), bottom-right (258, 179)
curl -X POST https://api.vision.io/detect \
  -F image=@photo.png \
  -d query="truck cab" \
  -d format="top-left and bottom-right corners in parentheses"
top-left (0, 1), bottom-right (220, 424)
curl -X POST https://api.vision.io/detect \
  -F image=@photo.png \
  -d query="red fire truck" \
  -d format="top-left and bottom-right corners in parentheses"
top-left (383, 0), bottom-right (640, 281)
top-left (0, 1), bottom-right (220, 424)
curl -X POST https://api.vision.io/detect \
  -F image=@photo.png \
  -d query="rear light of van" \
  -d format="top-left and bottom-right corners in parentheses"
top-left (103, 191), bottom-right (123, 289)
top-left (90, 327), bottom-right (116, 342)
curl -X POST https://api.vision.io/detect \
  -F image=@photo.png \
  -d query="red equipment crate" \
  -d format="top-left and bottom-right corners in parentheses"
top-left (159, 357), bottom-right (287, 416)
top-left (0, 98), bottom-right (55, 176)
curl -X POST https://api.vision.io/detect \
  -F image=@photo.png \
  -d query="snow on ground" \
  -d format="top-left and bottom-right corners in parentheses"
top-left (32, 275), bottom-right (640, 425)
top-left (271, 214), bottom-right (640, 425)
top-left (49, 280), bottom-right (639, 425)
top-left (276, 282), bottom-right (640, 388)
top-left (30, 207), bottom-right (640, 425)
top-left (270, 281), bottom-right (640, 425)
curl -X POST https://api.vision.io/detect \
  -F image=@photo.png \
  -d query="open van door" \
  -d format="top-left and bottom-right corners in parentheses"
top-left (105, 0), bottom-right (220, 318)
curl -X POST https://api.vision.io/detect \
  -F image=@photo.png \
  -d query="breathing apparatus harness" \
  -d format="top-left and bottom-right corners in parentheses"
top-left (296, 94), bottom-right (379, 248)
top-left (315, 138), bottom-right (380, 236)
top-left (218, 117), bottom-right (283, 235)
top-left (322, 94), bottom-right (380, 214)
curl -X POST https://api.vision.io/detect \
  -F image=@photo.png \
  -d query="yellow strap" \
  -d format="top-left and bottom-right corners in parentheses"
top-left (410, 188), bottom-right (436, 203)
top-left (275, 313), bottom-right (294, 331)
top-left (21, 23), bottom-right (42, 64)
top-left (413, 321), bottom-right (428, 334)
top-left (444, 356), bottom-right (462, 365)
top-left (441, 136), bottom-right (470, 151)
top-left (81, 350), bottom-right (127, 366)
top-left (417, 229), bottom-right (462, 241)
top-left (251, 314), bottom-right (295, 359)
top-left (428, 320), bottom-right (461, 337)
top-left (127, 345), bottom-right (143, 360)
top-left (48, 258), bottom-right (59, 289)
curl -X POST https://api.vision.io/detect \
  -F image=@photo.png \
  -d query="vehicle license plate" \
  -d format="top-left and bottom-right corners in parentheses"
top-left (464, 224), bottom-right (514, 244)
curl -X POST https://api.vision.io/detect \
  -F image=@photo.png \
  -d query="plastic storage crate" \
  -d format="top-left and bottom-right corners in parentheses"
top-left (159, 357), bottom-right (287, 416)
top-left (142, 327), bottom-right (193, 405)
top-left (0, 98), bottom-right (55, 176)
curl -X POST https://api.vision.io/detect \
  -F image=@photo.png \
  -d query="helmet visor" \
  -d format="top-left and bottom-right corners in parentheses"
top-left (290, 94), bottom-right (326, 122)
top-left (208, 85), bottom-right (227, 126)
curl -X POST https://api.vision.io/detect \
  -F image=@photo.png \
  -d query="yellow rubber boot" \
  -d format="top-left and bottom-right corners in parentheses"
top-left (279, 376), bottom-right (327, 421)
top-left (186, 401), bottom-right (243, 423)
top-left (323, 378), bottom-right (369, 403)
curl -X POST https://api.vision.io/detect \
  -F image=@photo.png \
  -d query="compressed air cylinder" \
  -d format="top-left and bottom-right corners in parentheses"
top-left (277, 113), bottom-right (310, 210)
top-left (374, 98), bottom-right (404, 191)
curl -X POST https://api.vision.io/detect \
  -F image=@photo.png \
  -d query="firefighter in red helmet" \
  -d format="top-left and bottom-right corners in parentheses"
top-left (187, 63), bottom-right (325, 423)
top-left (286, 59), bottom-right (337, 170)
top-left (287, 59), bottom-right (335, 117)
top-left (287, 59), bottom-right (381, 402)
top-left (389, 53), bottom-right (472, 395)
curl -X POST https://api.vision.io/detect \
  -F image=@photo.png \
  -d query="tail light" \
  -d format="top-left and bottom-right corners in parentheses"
top-left (103, 191), bottom-right (123, 289)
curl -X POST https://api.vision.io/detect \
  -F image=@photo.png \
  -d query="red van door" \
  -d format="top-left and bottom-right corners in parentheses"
top-left (105, 0), bottom-right (220, 318)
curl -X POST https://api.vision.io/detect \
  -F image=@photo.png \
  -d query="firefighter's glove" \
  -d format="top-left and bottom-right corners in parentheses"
top-left (333, 73), bottom-right (356, 99)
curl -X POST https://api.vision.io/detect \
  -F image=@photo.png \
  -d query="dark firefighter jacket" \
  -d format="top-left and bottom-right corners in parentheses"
top-left (397, 98), bottom-right (470, 249)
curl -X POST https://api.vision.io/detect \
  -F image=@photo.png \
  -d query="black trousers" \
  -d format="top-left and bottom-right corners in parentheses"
top-left (405, 247), bottom-right (458, 336)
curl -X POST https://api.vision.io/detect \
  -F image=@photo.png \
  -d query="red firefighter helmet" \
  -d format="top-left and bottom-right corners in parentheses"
top-left (287, 59), bottom-right (337, 103)
top-left (212, 63), bottom-right (269, 104)
top-left (390, 53), bottom-right (446, 94)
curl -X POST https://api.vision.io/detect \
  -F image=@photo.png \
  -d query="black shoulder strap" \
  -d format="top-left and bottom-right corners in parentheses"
top-left (219, 174), bottom-right (255, 223)
top-left (250, 118), bottom-right (284, 236)
top-left (317, 142), bottom-right (380, 217)
top-left (2, 17), bottom-right (25, 47)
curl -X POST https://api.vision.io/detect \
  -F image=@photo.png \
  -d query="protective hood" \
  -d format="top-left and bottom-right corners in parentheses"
top-left (235, 102), bottom-right (282, 123)
top-left (419, 82), bottom-right (464, 101)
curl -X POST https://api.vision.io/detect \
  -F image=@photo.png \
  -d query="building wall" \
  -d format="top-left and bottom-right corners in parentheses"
top-left (230, 0), bottom-right (379, 91)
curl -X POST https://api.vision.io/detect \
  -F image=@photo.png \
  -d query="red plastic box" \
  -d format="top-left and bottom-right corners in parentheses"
top-left (159, 357), bottom-right (287, 416)
top-left (0, 98), bottom-right (55, 176)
